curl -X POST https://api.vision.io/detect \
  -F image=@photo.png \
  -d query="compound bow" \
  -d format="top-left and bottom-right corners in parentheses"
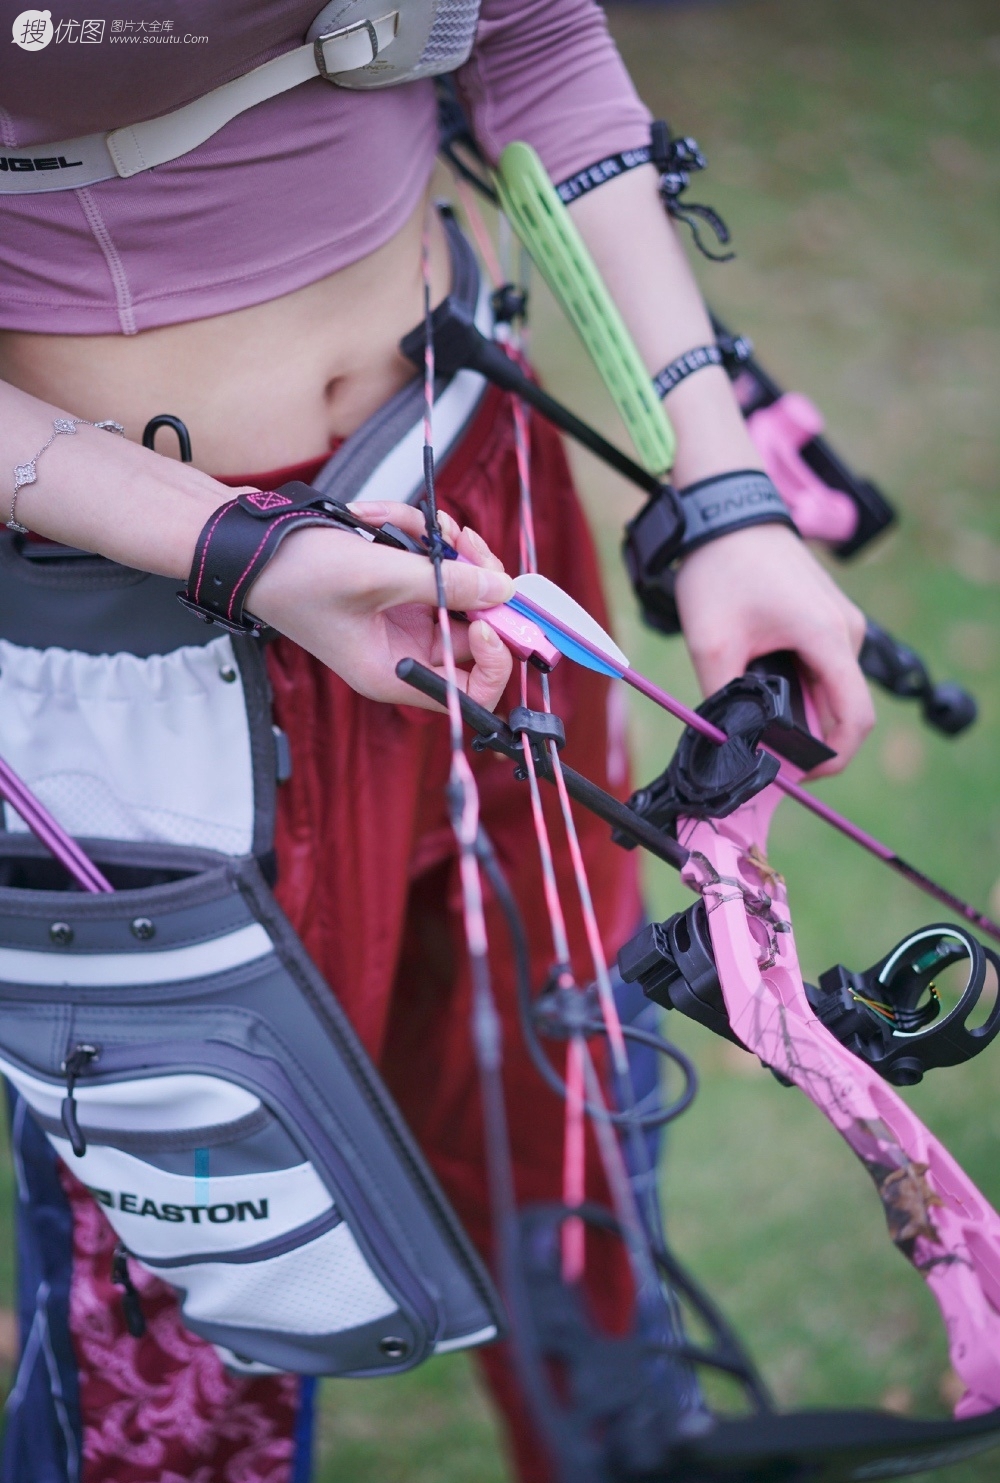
top-left (394, 139), bottom-right (1000, 1482)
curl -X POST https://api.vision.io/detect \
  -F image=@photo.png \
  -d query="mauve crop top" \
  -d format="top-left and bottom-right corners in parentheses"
top-left (0, 0), bottom-right (651, 334)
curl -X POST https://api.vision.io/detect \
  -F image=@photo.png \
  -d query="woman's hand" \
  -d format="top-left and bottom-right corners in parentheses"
top-left (247, 502), bottom-right (515, 711)
top-left (673, 524), bottom-right (875, 776)
top-left (570, 169), bottom-right (875, 777)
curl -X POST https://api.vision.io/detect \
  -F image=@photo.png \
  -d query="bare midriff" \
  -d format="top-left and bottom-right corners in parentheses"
top-left (0, 194), bottom-right (451, 480)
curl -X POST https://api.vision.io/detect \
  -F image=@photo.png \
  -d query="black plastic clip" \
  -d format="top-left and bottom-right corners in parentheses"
top-left (650, 119), bottom-right (734, 262)
top-left (509, 707), bottom-right (566, 750)
top-left (60, 1042), bottom-right (99, 1158)
top-left (509, 706), bottom-right (566, 780)
top-left (531, 968), bottom-right (601, 1040)
top-left (111, 1244), bottom-right (147, 1338)
top-left (491, 283), bottom-right (529, 325)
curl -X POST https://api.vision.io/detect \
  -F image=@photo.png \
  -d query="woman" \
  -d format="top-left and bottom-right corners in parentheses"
top-left (0, 3), bottom-right (873, 1479)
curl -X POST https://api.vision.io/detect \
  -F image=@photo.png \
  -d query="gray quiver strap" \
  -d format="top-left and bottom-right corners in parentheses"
top-left (1, 1), bottom-right (482, 194)
top-left (0, 415), bottom-right (500, 1376)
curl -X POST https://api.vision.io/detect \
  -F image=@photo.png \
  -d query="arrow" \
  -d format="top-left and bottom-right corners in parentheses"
top-left (0, 753), bottom-right (113, 894)
top-left (508, 574), bottom-right (1000, 945)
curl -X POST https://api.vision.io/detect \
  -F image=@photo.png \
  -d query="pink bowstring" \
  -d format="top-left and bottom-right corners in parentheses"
top-left (443, 182), bottom-right (662, 1288)
top-left (453, 173), bottom-right (505, 289)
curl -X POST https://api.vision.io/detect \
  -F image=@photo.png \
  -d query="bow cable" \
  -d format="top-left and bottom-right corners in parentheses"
top-left (479, 214), bottom-right (698, 1340)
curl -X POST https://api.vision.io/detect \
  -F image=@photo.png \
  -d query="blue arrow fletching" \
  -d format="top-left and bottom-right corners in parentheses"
top-left (508, 573), bottom-right (630, 679)
top-left (507, 598), bottom-right (623, 678)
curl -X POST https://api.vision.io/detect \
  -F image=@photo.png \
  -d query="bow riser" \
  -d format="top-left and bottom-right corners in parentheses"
top-left (679, 790), bottom-right (1000, 1418)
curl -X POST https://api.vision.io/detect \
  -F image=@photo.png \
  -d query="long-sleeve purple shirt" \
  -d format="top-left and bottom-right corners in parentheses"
top-left (0, 0), bottom-right (651, 334)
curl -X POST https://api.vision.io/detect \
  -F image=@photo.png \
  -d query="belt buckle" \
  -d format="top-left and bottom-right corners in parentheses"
top-left (313, 17), bottom-right (383, 80)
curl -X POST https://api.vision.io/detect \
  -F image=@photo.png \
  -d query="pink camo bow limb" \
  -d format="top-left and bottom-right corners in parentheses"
top-left (678, 778), bottom-right (1000, 1419)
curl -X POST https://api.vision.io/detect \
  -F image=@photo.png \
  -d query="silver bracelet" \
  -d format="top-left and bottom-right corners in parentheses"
top-left (7, 416), bottom-right (125, 534)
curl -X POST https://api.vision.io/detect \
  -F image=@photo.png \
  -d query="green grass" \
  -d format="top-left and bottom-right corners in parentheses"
top-left (2, 2), bottom-right (1000, 1478)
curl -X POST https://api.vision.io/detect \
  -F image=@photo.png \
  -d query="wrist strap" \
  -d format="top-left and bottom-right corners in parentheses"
top-left (652, 344), bottom-right (723, 399)
top-left (177, 481), bottom-right (409, 635)
top-left (623, 470), bottom-right (797, 634)
top-left (677, 469), bottom-right (796, 555)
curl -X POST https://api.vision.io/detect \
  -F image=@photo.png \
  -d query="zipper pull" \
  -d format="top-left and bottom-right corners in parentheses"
top-left (60, 1043), bottom-right (99, 1157)
top-left (111, 1244), bottom-right (147, 1338)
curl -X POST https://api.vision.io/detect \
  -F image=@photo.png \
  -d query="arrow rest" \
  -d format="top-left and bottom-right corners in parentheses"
top-left (617, 675), bottom-right (783, 840)
top-left (616, 668), bottom-right (832, 844)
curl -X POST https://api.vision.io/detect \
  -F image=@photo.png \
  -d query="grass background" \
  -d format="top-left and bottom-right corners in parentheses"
top-left (2, 1), bottom-right (999, 1478)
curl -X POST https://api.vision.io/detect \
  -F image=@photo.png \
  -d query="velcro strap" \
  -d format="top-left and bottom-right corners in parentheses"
top-left (678, 470), bottom-right (796, 554)
top-left (178, 483), bottom-right (346, 635)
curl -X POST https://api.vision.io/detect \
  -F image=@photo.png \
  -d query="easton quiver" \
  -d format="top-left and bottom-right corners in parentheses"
top-left (0, 533), bottom-right (501, 1375)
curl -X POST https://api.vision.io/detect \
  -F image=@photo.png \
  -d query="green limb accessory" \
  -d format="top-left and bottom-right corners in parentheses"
top-left (494, 141), bottom-right (676, 478)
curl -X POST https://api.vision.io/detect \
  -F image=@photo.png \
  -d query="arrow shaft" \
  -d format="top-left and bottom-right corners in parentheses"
top-left (492, 592), bottom-right (1000, 945)
top-left (621, 674), bottom-right (1000, 947)
top-left (0, 755), bottom-right (113, 894)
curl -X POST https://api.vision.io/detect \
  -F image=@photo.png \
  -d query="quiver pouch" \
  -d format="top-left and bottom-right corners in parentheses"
top-left (0, 535), bottom-right (502, 1374)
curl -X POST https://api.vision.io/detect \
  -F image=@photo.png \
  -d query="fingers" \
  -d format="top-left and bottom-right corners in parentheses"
top-left (675, 527), bottom-right (876, 776)
top-left (458, 620), bottom-right (514, 711)
top-left (430, 617), bottom-right (474, 666)
top-left (348, 506), bottom-right (513, 612)
top-left (437, 552), bottom-right (514, 612)
top-left (795, 631), bottom-right (876, 777)
top-left (355, 543), bottom-right (511, 615)
top-left (454, 524), bottom-right (506, 572)
top-left (350, 503), bottom-right (506, 576)
top-left (683, 608), bottom-right (874, 778)
top-left (350, 501), bottom-right (463, 550)
top-left (685, 627), bottom-right (748, 701)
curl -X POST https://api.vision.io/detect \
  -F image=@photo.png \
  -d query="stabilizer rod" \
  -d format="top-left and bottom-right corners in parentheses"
top-left (395, 659), bottom-right (688, 871)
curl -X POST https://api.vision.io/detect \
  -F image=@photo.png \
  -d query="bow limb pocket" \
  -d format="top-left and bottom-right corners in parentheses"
top-left (0, 534), bottom-right (502, 1375)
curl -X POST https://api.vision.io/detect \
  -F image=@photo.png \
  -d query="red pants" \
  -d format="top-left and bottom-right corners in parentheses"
top-left (62, 386), bottom-right (642, 1482)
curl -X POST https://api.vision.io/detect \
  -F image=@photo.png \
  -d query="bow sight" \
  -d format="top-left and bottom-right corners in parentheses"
top-left (622, 908), bottom-right (1000, 1087)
